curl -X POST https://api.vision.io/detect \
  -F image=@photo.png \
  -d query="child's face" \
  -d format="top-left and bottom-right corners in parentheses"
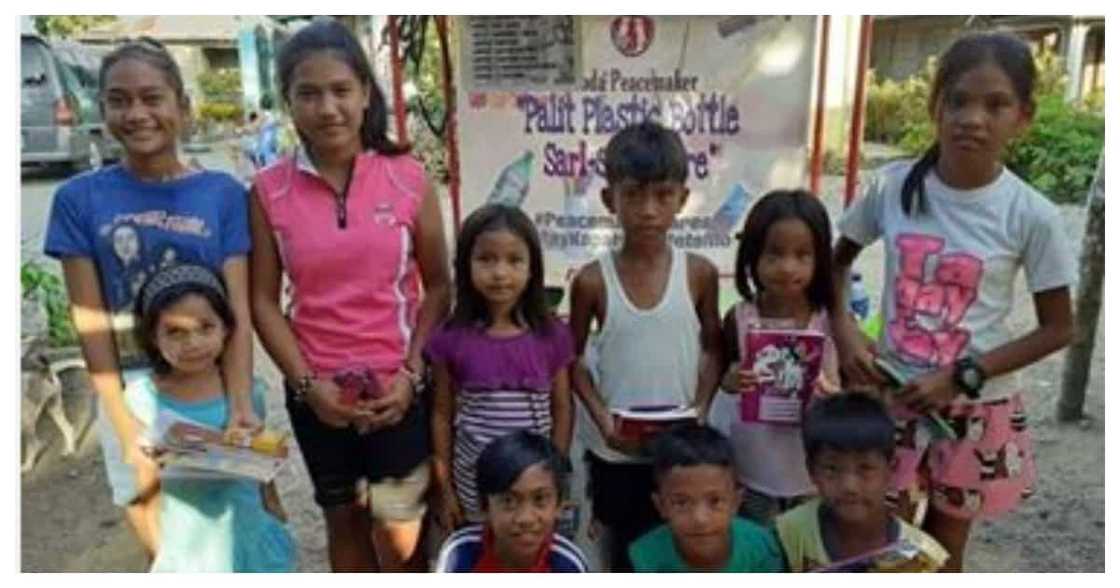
top-left (601, 179), bottom-right (688, 244)
top-left (287, 52), bottom-right (370, 156)
top-left (652, 464), bottom-right (739, 565)
top-left (755, 217), bottom-right (815, 300)
top-left (933, 61), bottom-right (1032, 172)
top-left (484, 463), bottom-right (560, 565)
top-left (470, 228), bottom-right (531, 312)
top-left (809, 447), bottom-right (892, 526)
top-left (102, 59), bottom-right (187, 160)
top-left (154, 293), bottom-right (228, 377)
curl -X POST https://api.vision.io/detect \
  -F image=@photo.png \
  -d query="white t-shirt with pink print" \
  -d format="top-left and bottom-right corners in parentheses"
top-left (839, 160), bottom-right (1076, 395)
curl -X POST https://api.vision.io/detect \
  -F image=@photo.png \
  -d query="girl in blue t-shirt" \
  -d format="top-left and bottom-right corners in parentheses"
top-left (43, 38), bottom-right (256, 557)
top-left (127, 263), bottom-right (294, 572)
top-left (427, 205), bottom-right (575, 529)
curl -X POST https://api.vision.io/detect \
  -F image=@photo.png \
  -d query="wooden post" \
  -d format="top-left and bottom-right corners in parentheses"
top-left (1057, 152), bottom-right (1105, 422)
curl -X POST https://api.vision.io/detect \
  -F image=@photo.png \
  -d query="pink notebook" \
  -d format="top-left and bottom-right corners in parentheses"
top-left (740, 329), bottom-right (825, 425)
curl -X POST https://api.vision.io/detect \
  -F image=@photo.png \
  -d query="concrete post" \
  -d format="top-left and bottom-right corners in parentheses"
top-left (1064, 19), bottom-right (1089, 103)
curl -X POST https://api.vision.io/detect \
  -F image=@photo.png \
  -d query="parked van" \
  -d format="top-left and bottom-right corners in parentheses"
top-left (20, 34), bottom-right (120, 174)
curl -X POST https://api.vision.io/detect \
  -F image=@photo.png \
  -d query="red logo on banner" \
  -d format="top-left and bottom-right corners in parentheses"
top-left (610, 16), bottom-right (654, 57)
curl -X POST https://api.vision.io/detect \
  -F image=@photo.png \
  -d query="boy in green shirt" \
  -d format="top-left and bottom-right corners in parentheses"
top-left (629, 424), bottom-right (784, 572)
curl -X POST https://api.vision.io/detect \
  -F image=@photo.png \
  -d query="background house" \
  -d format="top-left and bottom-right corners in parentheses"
top-left (871, 15), bottom-right (1104, 102)
top-left (77, 15), bottom-right (290, 114)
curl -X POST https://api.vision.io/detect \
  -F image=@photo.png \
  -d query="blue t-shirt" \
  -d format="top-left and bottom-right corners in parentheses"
top-left (44, 165), bottom-right (250, 368)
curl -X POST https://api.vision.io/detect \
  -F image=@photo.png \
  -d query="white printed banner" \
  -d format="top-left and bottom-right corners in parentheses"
top-left (457, 16), bottom-right (818, 286)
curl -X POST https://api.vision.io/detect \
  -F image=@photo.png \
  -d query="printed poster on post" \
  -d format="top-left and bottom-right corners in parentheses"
top-left (457, 16), bottom-right (818, 287)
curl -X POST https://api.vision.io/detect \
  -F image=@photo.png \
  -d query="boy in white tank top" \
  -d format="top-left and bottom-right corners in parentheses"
top-left (569, 122), bottom-right (722, 571)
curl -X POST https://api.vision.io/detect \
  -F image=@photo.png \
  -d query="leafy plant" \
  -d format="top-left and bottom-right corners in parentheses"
top-left (33, 15), bottom-right (116, 38)
top-left (197, 101), bottom-right (244, 124)
top-left (21, 260), bottom-right (77, 347)
top-left (197, 69), bottom-right (243, 103)
top-left (864, 57), bottom-right (936, 146)
top-left (401, 18), bottom-right (450, 184)
top-left (194, 69), bottom-right (244, 138)
top-left (1005, 94), bottom-right (1104, 203)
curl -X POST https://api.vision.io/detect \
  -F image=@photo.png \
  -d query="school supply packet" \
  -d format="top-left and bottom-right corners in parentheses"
top-left (143, 410), bottom-right (289, 482)
top-left (740, 329), bottom-right (825, 425)
top-left (875, 358), bottom-right (958, 441)
top-left (811, 538), bottom-right (944, 572)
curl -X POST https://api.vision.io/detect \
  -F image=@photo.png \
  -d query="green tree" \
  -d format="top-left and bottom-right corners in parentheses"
top-left (33, 15), bottom-right (117, 38)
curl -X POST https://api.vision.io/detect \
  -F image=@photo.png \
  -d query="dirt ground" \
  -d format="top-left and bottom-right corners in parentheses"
top-left (20, 180), bottom-right (1105, 573)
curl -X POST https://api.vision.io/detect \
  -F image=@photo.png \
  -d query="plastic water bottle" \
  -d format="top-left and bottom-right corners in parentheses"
top-left (849, 272), bottom-right (870, 322)
top-left (487, 150), bottom-right (535, 208)
top-left (710, 182), bottom-right (752, 236)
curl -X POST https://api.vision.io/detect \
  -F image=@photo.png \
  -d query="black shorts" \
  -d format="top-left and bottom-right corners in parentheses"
top-left (285, 381), bottom-right (431, 509)
top-left (585, 451), bottom-right (662, 571)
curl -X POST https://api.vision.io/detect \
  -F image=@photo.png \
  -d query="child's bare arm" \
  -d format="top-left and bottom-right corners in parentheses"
top-left (898, 287), bottom-right (1074, 412)
top-left (429, 361), bottom-right (463, 527)
top-left (430, 362), bottom-right (455, 486)
top-left (719, 309), bottom-right (740, 393)
top-left (689, 255), bottom-right (723, 423)
top-left (260, 481), bottom-right (287, 522)
top-left (979, 287), bottom-right (1074, 375)
top-left (568, 264), bottom-right (613, 436)
top-left (550, 367), bottom-right (573, 454)
top-left (831, 237), bottom-right (885, 386)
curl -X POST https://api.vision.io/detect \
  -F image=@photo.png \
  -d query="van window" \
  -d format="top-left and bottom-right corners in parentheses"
top-left (21, 39), bottom-right (49, 86)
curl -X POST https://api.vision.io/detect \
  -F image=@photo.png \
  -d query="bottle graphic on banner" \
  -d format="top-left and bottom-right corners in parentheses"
top-left (562, 172), bottom-right (595, 263)
top-left (487, 150), bottom-right (535, 208)
top-left (710, 182), bottom-right (752, 236)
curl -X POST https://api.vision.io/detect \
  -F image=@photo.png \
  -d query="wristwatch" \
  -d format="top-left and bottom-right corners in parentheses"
top-left (292, 373), bottom-right (316, 403)
top-left (400, 364), bottom-right (424, 389)
top-left (952, 357), bottom-right (986, 400)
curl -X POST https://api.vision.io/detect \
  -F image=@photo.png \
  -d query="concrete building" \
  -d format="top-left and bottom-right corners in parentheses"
top-left (77, 15), bottom-right (289, 113)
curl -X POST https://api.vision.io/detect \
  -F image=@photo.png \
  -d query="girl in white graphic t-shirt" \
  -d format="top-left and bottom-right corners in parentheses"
top-left (832, 32), bottom-right (1076, 571)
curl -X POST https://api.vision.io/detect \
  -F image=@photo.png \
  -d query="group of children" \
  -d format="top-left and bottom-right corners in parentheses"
top-left (423, 30), bottom-right (1074, 572)
top-left (46, 22), bottom-right (1076, 573)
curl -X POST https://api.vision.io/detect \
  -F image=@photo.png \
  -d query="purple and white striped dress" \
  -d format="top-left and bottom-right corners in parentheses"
top-left (425, 320), bottom-right (574, 517)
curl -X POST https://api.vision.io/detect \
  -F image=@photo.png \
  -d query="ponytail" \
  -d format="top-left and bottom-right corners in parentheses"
top-left (360, 82), bottom-right (408, 156)
top-left (901, 143), bottom-right (939, 216)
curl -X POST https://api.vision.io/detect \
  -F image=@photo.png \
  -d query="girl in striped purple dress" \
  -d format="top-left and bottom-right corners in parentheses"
top-left (427, 205), bottom-right (575, 529)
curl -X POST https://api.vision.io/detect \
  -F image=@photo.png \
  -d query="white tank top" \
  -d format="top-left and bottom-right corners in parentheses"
top-left (583, 246), bottom-right (701, 463)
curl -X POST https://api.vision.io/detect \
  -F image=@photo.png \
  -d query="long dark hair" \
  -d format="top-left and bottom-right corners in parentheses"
top-left (901, 32), bottom-right (1036, 216)
top-left (277, 17), bottom-right (407, 156)
top-left (734, 189), bottom-right (834, 312)
top-left (450, 204), bottom-right (551, 333)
